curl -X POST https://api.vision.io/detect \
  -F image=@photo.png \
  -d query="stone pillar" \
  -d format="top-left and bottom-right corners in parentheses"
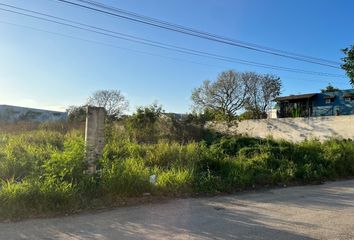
top-left (85, 106), bottom-right (105, 175)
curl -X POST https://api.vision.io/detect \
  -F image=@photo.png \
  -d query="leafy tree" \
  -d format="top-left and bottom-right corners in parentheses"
top-left (244, 73), bottom-right (281, 119)
top-left (126, 103), bottom-right (164, 143)
top-left (67, 105), bottom-right (86, 123)
top-left (87, 90), bottom-right (129, 119)
top-left (341, 45), bottom-right (354, 86)
top-left (191, 70), bottom-right (248, 120)
top-left (130, 103), bottom-right (162, 127)
top-left (321, 84), bottom-right (340, 93)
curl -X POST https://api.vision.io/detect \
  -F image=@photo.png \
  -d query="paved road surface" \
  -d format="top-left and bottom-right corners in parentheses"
top-left (1, 180), bottom-right (354, 240)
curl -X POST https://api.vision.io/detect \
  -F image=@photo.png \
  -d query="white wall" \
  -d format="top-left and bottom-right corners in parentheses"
top-left (0, 105), bottom-right (67, 122)
top-left (206, 115), bottom-right (354, 142)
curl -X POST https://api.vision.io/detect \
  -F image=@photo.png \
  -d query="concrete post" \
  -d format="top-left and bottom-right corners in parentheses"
top-left (85, 106), bottom-right (105, 175)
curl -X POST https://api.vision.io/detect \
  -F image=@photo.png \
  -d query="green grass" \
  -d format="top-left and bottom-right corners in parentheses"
top-left (0, 129), bottom-right (354, 220)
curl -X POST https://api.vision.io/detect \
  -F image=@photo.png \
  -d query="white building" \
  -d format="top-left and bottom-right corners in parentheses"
top-left (0, 105), bottom-right (67, 122)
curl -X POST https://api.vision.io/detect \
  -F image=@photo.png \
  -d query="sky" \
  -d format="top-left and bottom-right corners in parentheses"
top-left (0, 0), bottom-right (353, 113)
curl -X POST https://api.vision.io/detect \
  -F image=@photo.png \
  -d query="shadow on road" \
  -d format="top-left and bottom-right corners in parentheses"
top-left (1, 180), bottom-right (354, 239)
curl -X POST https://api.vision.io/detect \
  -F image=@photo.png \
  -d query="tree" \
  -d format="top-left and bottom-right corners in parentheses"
top-left (244, 73), bottom-right (281, 119)
top-left (67, 105), bottom-right (86, 122)
top-left (126, 103), bottom-right (164, 143)
top-left (129, 103), bottom-right (163, 128)
top-left (87, 90), bottom-right (129, 119)
top-left (191, 70), bottom-right (248, 120)
top-left (321, 84), bottom-right (340, 93)
top-left (341, 45), bottom-right (354, 86)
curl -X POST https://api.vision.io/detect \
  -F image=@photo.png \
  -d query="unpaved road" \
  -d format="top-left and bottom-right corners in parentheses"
top-left (1, 180), bottom-right (354, 240)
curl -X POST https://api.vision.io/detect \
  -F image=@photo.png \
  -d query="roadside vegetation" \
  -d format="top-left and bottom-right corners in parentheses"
top-left (1, 115), bottom-right (354, 220)
top-left (1, 65), bottom-right (353, 221)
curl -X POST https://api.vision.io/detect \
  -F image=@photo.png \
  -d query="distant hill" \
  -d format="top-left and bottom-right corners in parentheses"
top-left (0, 105), bottom-right (67, 123)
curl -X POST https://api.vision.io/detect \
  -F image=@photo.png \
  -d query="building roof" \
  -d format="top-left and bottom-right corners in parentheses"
top-left (274, 93), bottom-right (317, 102)
top-left (343, 93), bottom-right (354, 98)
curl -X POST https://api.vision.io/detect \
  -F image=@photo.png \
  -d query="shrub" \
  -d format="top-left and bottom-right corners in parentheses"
top-left (292, 140), bottom-right (329, 182)
top-left (42, 131), bottom-right (86, 185)
top-left (322, 139), bottom-right (354, 177)
top-left (125, 103), bottom-right (163, 143)
top-left (0, 131), bottom-right (63, 181)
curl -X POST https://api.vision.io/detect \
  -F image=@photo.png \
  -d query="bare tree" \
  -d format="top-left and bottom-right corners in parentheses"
top-left (191, 70), bottom-right (248, 118)
top-left (244, 73), bottom-right (281, 119)
top-left (87, 90), bottom-right (129, 118)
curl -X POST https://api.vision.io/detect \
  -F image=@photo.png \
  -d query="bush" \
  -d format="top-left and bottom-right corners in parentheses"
top-left (125, 103), bottom-right (163, 143)
top-left (292, 140), bottom-right (329, 182)
top-left (322, 139), bottom-right (354, 177)
top-left (42, 131), bottom-right (86, 185)
top-left (0, 131), bottom-right (63, 181)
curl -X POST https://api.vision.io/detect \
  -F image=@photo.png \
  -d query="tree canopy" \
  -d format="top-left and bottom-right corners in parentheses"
top-left (321, 84), bottom-right (340, 93)
top-left (67, 105), bottom-right (86, 122)
top-left (191, 70), bottom-right (248, 119)
top-left (341, 45), bottom-right (354, 86)
top-left (87, 90), bottom-right (129, 119)
top-left (244, 73), bottom-right (281, 119)
top-left (191, 70), bottom-right (281, 120)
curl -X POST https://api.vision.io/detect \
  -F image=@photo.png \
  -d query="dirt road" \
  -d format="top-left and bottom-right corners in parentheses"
top-left (1, 180), bottom-right (354, 240)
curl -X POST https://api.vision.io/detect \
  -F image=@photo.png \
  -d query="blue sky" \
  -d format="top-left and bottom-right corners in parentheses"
top-left (0, 0), bottom-right (353, 113)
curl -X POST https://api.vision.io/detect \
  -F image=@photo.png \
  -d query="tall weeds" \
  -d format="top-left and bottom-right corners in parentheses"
top-left (0, 128), bottom-right (354, 220)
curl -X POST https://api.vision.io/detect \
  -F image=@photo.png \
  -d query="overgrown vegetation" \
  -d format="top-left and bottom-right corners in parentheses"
top-left (0, 122), bottom-right (354, 220)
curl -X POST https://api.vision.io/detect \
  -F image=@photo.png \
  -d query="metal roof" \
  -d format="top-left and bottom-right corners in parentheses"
top-left (274, 93), bottom-right (317, 102)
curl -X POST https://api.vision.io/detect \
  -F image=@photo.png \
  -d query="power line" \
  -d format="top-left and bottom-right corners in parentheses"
top-left (1, 19), bottom-right (347, 87)
top-left (76, 0), bottom-right (341, 66)
top-left (0, 6), bottom-right (341, 77)
top-left (0, 20), bottom-right (241, 70)
top-left (0, 4), bottom-right (344, 78)
top-left (55, 0), bottom-right (342, 69)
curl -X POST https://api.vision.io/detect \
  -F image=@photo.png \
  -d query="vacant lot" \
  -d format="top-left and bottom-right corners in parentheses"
top-left (1, 180), bottom-right (353, 240)
top-left (2, 128), bottom-right (354, 220)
